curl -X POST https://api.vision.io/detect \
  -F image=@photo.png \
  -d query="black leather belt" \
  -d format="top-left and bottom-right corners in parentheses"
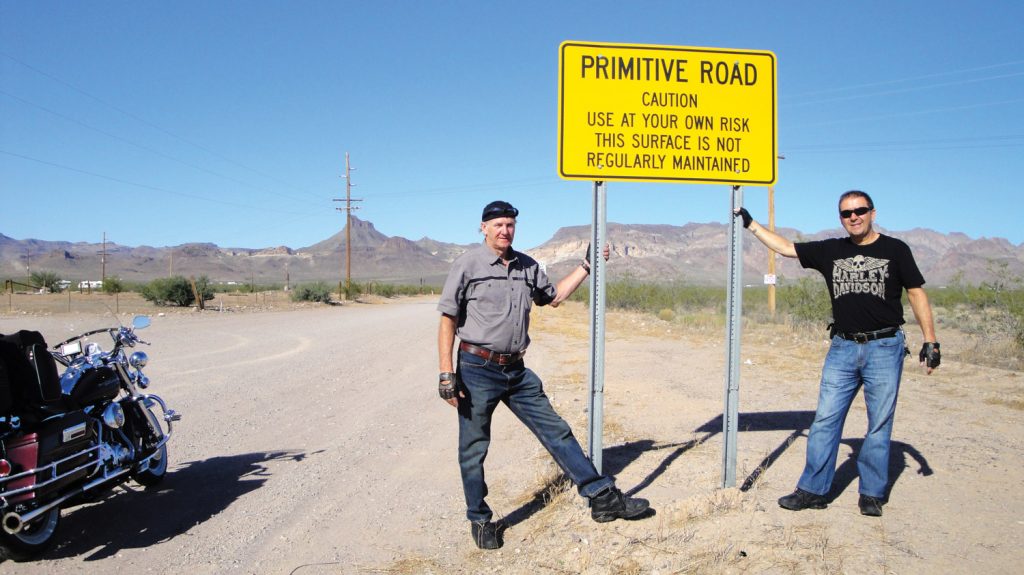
top-left (459, 342), bottom-right (525, 365)
top-left (835, 327), bottom-right (899, 343)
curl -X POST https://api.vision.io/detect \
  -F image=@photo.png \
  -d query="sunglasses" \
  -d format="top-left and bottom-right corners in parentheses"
top-left (484, 205), bottom-right (519, 219)
top-left (839, 206), bottom-right (872, 219)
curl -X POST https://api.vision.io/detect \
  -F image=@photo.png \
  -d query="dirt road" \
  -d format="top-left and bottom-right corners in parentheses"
top-left (0, 298), bottom-right (1021, 574)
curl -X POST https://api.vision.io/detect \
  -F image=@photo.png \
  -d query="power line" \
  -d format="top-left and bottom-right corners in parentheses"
top-left (369, 176), bottom-right (557, 199)
top-left (785, 134), bottom-right (1024, 153)
top-left (0, 88), bottom-right (324, 211)
top-left (785, 59), bottom-right (1024, 100)
top-left (0, 51), bottom-right (326, 203)
top-left (0, 149), bottom-right (322, 217)
top-left (787, 70), bottom-right (1024, 108)
top-left (792, 96), bottom-right (1024, 128)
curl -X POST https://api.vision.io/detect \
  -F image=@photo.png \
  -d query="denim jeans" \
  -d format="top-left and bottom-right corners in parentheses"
top-left (797, 330), bottom-right (906, 499)
top-left (456, 350), bottom-right (613, 523)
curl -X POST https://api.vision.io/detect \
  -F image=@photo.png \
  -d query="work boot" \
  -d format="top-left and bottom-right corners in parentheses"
top-left (590, 487), bottom-right (650, 523)
top-left (470, 521), bottom-right (502, 550)
top-left (777, 488), bottom-right (828, 511)
top-left (858, 494), bottom-right (884, 517)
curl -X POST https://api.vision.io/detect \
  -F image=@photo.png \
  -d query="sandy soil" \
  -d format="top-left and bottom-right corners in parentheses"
top-left (0, 295), bottom-right (1021, 574)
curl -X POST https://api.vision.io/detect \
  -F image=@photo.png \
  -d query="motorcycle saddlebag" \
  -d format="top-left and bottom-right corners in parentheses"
top-left (0, 330), bottom-right (62, 407)
top-left (4, 410), bottom-right (96, 503)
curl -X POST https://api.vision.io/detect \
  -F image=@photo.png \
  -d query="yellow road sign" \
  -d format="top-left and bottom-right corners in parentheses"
top-left (558, 41), bottom-right (777, 185)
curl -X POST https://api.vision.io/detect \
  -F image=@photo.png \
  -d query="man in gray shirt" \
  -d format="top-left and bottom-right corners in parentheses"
top-left (437, 200), bottom-right (650, 550)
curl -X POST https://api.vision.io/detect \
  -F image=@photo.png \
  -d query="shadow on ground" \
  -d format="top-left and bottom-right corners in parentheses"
top-left (40, 450), bottom-right (309, 562)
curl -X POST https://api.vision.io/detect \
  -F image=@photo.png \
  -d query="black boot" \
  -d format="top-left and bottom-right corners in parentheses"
top-left (590, 487), bottom-right (650, 523)
top-left (778, 488), bottom-right (828, 511)
top-left (470, 521), bottom-right (502, 549)
top-left (858, 494), bottom-right (884, 517)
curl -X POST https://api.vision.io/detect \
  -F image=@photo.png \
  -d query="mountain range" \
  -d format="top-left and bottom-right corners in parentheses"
top-left (2, 216), bottom-right (1021, 288)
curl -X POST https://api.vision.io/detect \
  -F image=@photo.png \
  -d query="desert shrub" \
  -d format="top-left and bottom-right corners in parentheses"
top-left (339, 281), bottom-right (438, 299)
top-left (215, 282), bottom-right (282, 294)
top-left (777, 277), bottom-right (832, 327)
top-left (340, 281), bottom-right (359, 300)
top-left (140, 275), bottom-right (215, 307)
top-left (30, 270), bottom-right (63, 293)
top-left (573, 280), bottom-right (725, 314)
top-left (939, 264), bottom-right (1024, 354)
top-left (291, 282), bottom-right (333, 303)
top-left (102, 276), bottom-right (126, 294)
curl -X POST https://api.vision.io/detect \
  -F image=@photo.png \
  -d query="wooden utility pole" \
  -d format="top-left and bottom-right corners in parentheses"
top-left (101, 232), bottom-right (108, 283)
top-left (333, 152), bottom-right (362, 296)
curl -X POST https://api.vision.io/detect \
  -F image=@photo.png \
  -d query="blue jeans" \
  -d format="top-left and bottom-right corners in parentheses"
top-left (456, 350), bottom-right (613, 523)
top-left (797, 330), bottom-right (906, 499)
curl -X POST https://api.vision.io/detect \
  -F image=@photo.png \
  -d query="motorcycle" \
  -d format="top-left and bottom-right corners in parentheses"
top-left (0, 315), bottom-right (180, 561)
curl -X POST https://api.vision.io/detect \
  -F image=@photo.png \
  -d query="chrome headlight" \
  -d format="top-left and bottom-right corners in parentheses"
top-left (129, 351), bottom-right (149, 369)
top-left (137, 374), bottom-right (150, 389)
top-left (102, 403), bottom-right (125, 429)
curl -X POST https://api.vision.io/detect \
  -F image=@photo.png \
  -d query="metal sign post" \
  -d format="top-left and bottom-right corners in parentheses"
top-left (558, 40), bottom-right (777, 490)
top-left (587, 181), bottom-right (608, 474)
top-left (723, 185), bottom-right (744, 487)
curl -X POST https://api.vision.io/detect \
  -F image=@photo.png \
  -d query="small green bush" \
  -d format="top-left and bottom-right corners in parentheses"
top-left (291, 282), bottom-right (334, 303)
top-left (30, 270), bottom-right (63, 293)
top-left (140, 276), bottom-right (215, 307)
top-left (102, 276), bottom-right (126, 294)
top-left (777, 277), bottom-right (832, 327)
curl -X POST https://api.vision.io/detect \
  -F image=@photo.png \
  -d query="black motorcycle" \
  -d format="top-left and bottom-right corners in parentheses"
top-left (0, 316), bottom-right (179, 560)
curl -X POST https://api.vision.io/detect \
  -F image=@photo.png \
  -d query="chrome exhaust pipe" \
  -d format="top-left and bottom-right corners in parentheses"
top-left (2, 511), bottom-right (24, 535)
top-left (2, 492), bottom-right (66, 535)
top-left (2, 467), bottom-right (131, 534)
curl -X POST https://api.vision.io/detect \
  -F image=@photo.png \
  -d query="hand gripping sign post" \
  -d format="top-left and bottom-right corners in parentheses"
top-left (558, 41), bottom-right (777, 487)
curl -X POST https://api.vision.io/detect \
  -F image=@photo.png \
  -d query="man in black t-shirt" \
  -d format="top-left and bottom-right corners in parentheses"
top-left (736, 190), bottom-right (940, 517)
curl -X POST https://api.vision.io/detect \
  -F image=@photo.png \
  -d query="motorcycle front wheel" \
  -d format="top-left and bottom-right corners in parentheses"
top-left (0, 507), bottom-right (60, 561)
top-left (130, 404), bottom-right (169, 487)
top-left (132, 443), bottom-right (168, 487)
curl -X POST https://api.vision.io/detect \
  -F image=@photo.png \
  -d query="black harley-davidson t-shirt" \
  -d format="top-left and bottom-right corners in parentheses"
top-left (795, 234), bottom-right (925, 334)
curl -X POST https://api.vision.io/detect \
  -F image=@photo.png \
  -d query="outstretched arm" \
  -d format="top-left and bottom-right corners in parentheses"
top-left (735, 208), bottom-right (798, 258)
top-left (550, 244), bottom-right (609, 307)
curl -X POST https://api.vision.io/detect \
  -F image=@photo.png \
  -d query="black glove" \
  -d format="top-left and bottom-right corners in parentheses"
top-left (919, 342), bottom-right (941, 369)
top-left (735, 207), bottom-right (753, 229)
top-left (438, 372), bottom-right (457, 400)
top-left (584, 243), bottom-right (592, 265)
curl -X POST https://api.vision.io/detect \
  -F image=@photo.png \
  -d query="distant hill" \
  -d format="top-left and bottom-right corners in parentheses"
top-left (1, 216), bottom-right (1020, 287)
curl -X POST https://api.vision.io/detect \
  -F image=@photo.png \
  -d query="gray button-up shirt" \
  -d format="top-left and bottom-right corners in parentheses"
top-left (438, 243), bottom-right (556, 353)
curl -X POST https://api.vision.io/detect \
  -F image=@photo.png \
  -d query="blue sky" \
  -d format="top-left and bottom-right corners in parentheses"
top-left (2, 1), bottom-right (1022, 250)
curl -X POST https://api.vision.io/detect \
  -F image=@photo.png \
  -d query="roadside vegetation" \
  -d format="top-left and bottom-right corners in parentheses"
top-left (6, 270), bottom-right (1023, 368)
top-left (572, 274), bottom-right (1024, 370)
top-left (139, 275), bottom-right (216, 307)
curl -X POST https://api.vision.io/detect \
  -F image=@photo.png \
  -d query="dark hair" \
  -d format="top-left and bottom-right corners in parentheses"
top-left (838, 190), bottom-right (874, 210)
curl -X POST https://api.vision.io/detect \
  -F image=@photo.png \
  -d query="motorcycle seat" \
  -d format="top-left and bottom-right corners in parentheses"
top-left (0, 331), bottom-right (63, 410)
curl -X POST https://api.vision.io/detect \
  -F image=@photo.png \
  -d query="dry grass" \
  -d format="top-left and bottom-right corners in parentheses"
top-left (984, 395), bottom-right (1024, 410)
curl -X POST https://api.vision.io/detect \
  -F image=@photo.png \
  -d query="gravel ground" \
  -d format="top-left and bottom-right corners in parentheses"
top-left (0, 296), bottom-right (1021, 574)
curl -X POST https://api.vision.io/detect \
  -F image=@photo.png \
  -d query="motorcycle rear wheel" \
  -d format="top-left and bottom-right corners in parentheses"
top-left (0, 507), bottom-right (61, 561)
